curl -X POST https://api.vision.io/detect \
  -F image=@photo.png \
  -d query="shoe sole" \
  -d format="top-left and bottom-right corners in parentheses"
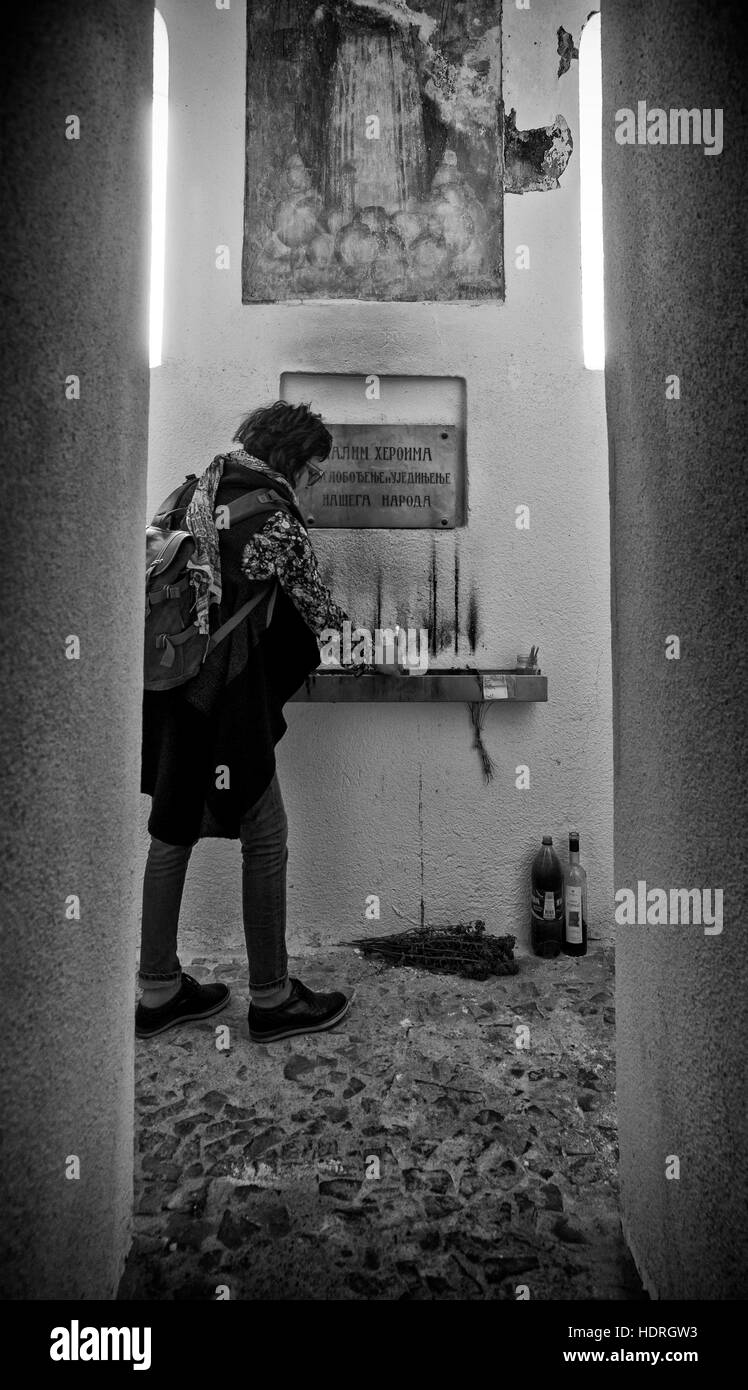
top-left (249, 993), bottom-right (353, 1044)
top-left (135, 989), bottom-right (231, 1039)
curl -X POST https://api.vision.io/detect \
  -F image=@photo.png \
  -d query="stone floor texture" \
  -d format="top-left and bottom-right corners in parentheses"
top-left (119, 941), bottom-right (645, 1301)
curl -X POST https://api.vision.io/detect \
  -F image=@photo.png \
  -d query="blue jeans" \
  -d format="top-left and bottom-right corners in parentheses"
top-left (138, 771), bottom-right (288, 996)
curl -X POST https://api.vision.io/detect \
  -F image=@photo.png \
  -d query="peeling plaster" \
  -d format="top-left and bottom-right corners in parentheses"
top-left (557, 26), bottom-right (579, 77)
top-left (503, 108), bottom-right (573, 193)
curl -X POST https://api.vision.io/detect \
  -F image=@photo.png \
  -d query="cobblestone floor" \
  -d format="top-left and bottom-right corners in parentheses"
top-left (119, 941), bottom-right (645, 1301)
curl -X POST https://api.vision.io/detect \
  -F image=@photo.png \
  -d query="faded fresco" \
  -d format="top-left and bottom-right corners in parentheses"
top-left (242, 0), bottom-right (504, 303)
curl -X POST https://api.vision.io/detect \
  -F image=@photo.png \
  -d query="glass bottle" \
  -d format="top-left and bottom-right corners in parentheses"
top-left (563, 830), bottom-right (588, 956)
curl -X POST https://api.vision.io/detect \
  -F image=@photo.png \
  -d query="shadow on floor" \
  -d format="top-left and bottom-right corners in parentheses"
top-left (119, 941), bottom-right (645, 1300)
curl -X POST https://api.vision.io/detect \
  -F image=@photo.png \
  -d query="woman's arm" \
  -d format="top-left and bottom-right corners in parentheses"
top-left (241, 510), bottom-right (351, 639)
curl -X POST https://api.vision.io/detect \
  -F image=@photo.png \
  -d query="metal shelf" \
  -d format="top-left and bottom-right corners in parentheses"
top-left (289, 670), bottom-right (548, 703)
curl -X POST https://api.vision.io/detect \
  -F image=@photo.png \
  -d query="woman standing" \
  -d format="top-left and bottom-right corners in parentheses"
top-left (138, 401), bottom-right (359, 1044)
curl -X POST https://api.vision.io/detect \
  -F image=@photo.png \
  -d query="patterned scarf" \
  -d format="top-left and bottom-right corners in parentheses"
top-left (183, 450), bottom-right (297, 635)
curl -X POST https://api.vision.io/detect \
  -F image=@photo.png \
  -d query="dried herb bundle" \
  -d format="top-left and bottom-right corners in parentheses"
top-left (344, 919), bottom-right (518, 980)
top-left (468, 701), bottom-right (495, 782)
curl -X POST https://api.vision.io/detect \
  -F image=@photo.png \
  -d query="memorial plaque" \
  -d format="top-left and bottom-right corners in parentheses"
top-left (304, 424), bottom-right (463, 529)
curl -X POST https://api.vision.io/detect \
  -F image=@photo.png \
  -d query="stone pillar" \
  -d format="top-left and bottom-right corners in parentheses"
top-left (0, 2), bottom-right (152, 1297)
top-left (602, 0), bottom-right (747, 1297)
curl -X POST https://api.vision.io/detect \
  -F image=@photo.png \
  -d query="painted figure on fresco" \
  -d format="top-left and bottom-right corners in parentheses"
top-left (243, 0), bottom-right (504, 302)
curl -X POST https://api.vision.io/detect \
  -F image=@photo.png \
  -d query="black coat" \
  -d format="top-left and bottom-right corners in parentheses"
top-left (140, 460), bottom-right (320, 845)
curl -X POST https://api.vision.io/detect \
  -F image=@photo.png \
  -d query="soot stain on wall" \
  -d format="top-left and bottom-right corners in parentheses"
top-left (453, 548), bottom-right (460, 654)
top-left (466, 586), bottom-right (480, 652)
top-left (429, 542), bottom-right (438, 655)
top-left (418, 763), bottom-right (425, 928)
top-left (423, 543), bottom-right (464, 655)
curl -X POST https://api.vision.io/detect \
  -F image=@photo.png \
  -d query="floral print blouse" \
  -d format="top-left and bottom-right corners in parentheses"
top-left (233, 454), bottom-right (357, 663)
top-left (242, 507), bottom-right (351, 637)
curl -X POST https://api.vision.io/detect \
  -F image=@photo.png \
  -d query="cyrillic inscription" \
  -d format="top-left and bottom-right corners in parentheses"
top-left (303, 424), bottom-right (462, 529)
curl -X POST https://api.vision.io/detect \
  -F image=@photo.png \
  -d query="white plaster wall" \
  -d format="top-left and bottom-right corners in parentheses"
top-left (141, 0), bottom-right (612, 963)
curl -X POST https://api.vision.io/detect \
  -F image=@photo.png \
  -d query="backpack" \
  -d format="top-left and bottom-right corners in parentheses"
top-left (144, 471), bottom-right (298, 691)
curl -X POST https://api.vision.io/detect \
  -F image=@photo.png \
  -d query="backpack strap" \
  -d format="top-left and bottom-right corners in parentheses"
top-left (222, 487), bottom-right (306, 531)
top-left (203, 580), bottom-right (276, 660)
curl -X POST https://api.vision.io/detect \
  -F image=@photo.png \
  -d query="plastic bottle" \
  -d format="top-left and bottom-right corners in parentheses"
top-left (531, 835), bottom-right (564, 957)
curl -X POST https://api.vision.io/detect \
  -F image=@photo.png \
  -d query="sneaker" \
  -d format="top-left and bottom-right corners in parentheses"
top-left (248, 977), bottom-right (352, 1044)
top-left (135, 972), bottom-right (230, 1038)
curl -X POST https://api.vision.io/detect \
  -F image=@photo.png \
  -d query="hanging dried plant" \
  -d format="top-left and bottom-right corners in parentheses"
top-left (468, 701), bottom-right (495, 782)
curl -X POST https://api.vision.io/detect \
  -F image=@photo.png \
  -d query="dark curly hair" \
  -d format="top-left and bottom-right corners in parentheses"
top-left (233, 401), bottom-right (332, 485)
